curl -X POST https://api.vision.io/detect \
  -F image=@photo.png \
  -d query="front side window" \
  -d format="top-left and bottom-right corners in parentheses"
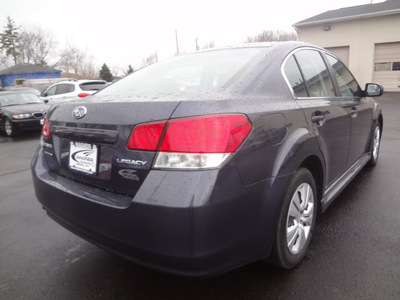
top-left (45, 86), bottom-right (57, 96)
top-left (326, 55), bottom-right (361, 97)
top-left (294, 50), bottom-right (335, 98)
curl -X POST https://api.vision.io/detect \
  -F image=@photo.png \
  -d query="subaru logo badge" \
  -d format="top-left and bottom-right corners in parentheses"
top-left (72, 106), bottom-right (87, 119)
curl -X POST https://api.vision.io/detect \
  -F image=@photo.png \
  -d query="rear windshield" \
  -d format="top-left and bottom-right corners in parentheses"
top-left (97, 49), bottom-right (261, 95)
top-left (0, 92), bottom-right (43, 106)
top-left (79, 82), bottom-right (107, 91)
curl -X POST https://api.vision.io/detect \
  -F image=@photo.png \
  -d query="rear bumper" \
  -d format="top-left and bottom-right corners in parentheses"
top-left (31, 147), bottom-right (291, 277)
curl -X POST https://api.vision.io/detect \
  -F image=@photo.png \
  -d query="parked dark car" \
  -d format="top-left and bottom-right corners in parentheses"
top-left (31, 42), bottom-right (383, 277)
top-left (0, 86), bottom-right (41, 97)
top-left (0, 91), bottom-right (49, 136)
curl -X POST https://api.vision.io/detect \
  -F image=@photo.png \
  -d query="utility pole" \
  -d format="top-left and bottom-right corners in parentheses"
top-left (175, 30), bottom-right (179, 56)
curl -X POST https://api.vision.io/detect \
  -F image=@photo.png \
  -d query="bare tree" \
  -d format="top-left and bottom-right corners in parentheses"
top-left (111, 65), bottom-right (123, 78)
top-left (142, 52), bottom-right (158, 67)
top-left (80, 56), bottom-right (96, 78)
top-left (56, 45), bottom-right (97, 78)
top-left (0, 53), bottom-right (11, 70)
top-left (58, 46), bottom-right (84, 74)
top-left (202, 41), bottom-right (215, 50)
top-left (18, 27), bottom-right (58, 66)
top-left (245, 29), bottom-right (297, 43)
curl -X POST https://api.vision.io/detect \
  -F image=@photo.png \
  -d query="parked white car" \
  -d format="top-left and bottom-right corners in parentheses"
top-left (41, 80), bottom-right (107, 103)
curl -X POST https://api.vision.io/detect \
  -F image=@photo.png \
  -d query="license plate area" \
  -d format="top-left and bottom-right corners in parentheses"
top-left (69, 141), bottom-right (98, 175)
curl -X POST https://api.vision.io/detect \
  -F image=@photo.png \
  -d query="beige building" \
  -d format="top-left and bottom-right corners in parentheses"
top-left (294, 0), bottom-right (400, 92)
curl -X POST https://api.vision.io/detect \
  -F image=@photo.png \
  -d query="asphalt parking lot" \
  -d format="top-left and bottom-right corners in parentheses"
top-left (1, 93), bottom-right (399, 299)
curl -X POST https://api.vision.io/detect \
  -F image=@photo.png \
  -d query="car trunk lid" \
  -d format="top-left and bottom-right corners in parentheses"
top-left (42, 99), bottom-right (180, 197)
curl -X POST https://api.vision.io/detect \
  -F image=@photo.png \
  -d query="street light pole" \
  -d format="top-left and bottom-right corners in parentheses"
top-left (175, 30), bottom-right (179, 56)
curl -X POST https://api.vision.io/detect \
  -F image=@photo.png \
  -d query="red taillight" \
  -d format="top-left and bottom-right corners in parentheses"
top-left (78, 93), bottom-right (90, 98)
top-left (127, 121), bottom-right (167, 150)
top-left (127, 114), bottom-right (251, 169)
top-left (127, 114), bottom-right (251, 153)
top-left (41, 117), bottom-right (50, 138)
top-left (160, 115), bottom-right (251, 153)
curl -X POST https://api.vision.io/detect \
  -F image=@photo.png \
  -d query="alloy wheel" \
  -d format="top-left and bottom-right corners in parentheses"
top-left (286, 183), bottom-right (315, 255)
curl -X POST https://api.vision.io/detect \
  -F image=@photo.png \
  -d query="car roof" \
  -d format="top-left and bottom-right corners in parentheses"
top-left (192, 41), bottom-right (316, 53)
top-left (0, 90), bottom-right (41, 95)
top-left (51, 79), bottom-right (106, 84)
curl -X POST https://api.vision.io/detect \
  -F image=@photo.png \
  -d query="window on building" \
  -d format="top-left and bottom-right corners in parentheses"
top-left (392, 62), bottom-right (400, 71)
top-left (15, 78), bottom-right (25, 86)
top-left (375, 62), bottom-right (391, 71)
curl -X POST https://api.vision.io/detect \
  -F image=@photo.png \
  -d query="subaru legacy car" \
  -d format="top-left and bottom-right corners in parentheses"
top-left (0, 90), bottom-right (49, 136)
top-left (31, 42), bottom-right (383, 277)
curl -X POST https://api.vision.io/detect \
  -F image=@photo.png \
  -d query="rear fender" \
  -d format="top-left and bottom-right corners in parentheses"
top-left (272, 127), bottom-right (325, 180)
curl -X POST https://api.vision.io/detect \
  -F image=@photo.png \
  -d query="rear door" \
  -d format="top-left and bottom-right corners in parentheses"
top-left (284, 49), bottom-right (351, 186)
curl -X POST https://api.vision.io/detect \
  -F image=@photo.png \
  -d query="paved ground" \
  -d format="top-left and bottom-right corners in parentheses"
top-left (0, 93), bottom-right (399, 299)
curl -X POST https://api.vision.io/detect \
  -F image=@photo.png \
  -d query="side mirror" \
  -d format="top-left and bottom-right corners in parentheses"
top-left (365, 83), bottom-right (383, 97)
top-left (44, 99), bottom-right (49, 104)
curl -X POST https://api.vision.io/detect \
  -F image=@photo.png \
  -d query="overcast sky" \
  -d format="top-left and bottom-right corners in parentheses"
top-left (1, 0), bottom-right (384, 74)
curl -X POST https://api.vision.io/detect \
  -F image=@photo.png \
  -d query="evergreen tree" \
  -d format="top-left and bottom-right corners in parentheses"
top-left (127, 64), bottom-right (134, 74)
top-left (0, 16), bottom-right (21, 65)
top-left (99, 63), bottom-right (113, 82)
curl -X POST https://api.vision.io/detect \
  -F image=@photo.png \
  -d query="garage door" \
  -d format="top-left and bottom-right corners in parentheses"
top-left (373, 42), bottom-right (400, 92)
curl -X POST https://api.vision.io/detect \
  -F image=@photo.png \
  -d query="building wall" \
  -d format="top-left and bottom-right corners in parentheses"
top-left (297, 14), bottom-right (400, 90)
top-left (0, 71), bottom-right (61, 87)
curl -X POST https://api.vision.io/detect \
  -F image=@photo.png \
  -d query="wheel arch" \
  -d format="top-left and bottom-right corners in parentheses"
top-left (270, 127), bottom-right (326, 213)
top-left (378, 114), bottom-right (383, 132)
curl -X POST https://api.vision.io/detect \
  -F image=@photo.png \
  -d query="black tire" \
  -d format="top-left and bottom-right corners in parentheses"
top-left (270, 168), bottom-right (317, 269)
top-left (4, 118), bottom-right (14, 137)
top-left (368, 121), bottom-right (381, 167)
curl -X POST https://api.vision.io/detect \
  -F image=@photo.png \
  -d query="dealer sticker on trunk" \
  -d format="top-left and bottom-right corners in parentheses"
top-left (69, 141), bottom-right (98, 174)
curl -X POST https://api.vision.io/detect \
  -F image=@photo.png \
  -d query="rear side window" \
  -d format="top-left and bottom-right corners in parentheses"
top-left (326, 55), bottom-right (361, 97)
top-left (284, 56), bottom-right (308, 98)
top-left (294, 50), bottom-right (335, 97)
top-left (55, 84), bottom-right (75, 95)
